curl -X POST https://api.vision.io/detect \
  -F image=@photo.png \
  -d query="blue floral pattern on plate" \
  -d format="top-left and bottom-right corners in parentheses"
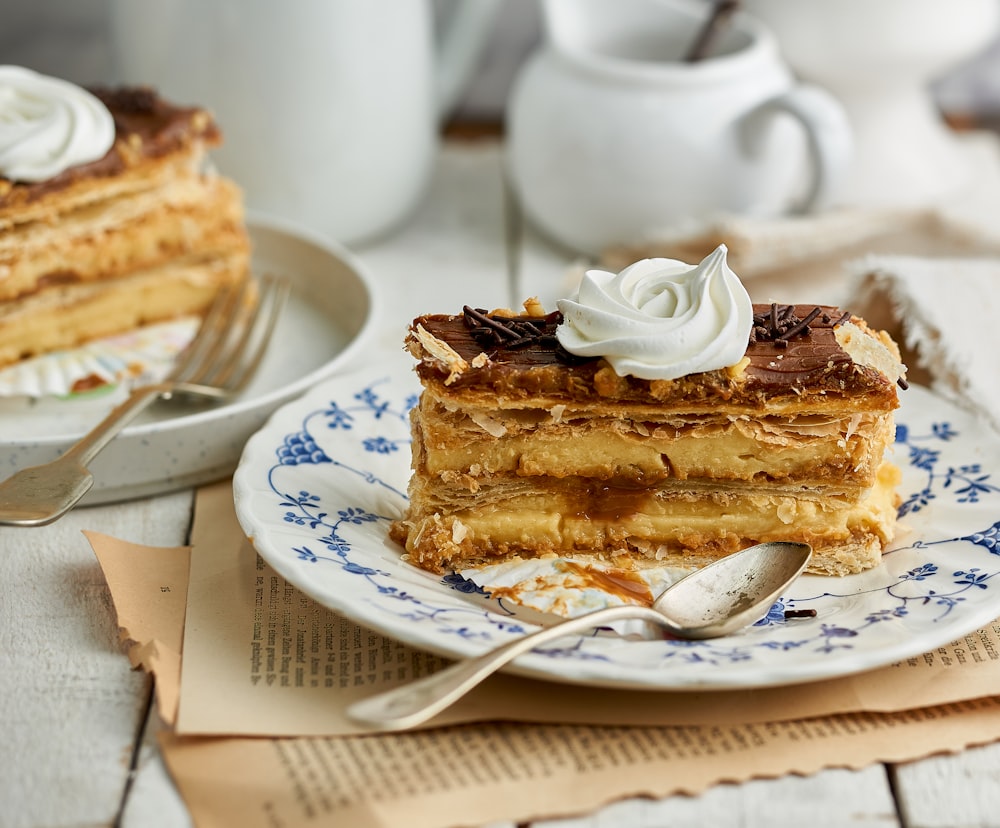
top-left (233, 361), bottom-right (1000, 690)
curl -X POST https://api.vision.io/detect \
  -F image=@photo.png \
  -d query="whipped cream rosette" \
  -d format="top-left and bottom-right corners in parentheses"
top-left (0, 65), bottom-right (115, 182)
top-left (555, 244), bottom-right (753, 380)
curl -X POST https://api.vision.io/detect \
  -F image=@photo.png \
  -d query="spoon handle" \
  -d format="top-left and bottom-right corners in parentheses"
top-left (346, 603), bottom-right (667, 731)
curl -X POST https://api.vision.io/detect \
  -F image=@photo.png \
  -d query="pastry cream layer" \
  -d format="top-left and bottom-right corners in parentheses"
top-left (418, 395), bottom-right (895, 493)
top-left (0, 252), bottom-right (248, 366)
top-left (392, 461), bottom-right (901, 578)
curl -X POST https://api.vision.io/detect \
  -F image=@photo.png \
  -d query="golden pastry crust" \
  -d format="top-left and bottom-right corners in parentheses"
top-left (0, 175), bottom-right (246, 302)
top-left (392, 447), bottom-right (901, 577)
top-left (416, 392), bottom-right (895, 493)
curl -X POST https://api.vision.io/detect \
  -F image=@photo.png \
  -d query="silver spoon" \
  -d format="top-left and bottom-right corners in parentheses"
top-left (347, 540), bottom-right (812, 731)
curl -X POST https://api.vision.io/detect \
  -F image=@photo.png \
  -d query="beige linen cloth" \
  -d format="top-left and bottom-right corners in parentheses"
top-left (851, 255), bottom-right (1000, 434)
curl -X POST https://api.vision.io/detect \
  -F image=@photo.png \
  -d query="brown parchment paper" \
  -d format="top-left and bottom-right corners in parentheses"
top-left (158, 699), bottom-right (1000, 828)
top-left (88, 479), bottom-right (1000, 828)
top-left (86, 530), bottom-right (189, 724)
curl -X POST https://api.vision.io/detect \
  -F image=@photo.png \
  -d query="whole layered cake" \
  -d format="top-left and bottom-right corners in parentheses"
top-left (0, 66), bottom-right (250, 368)
top-left (390, 246), bottom-right (907, 577)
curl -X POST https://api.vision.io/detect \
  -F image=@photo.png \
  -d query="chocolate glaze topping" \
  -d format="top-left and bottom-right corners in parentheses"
top-left (413, 303), bottom-right (899, 406)
top-left (0, 85), bottom-right (220, 205)
top-left (92, 86), bottom-right (220, 156)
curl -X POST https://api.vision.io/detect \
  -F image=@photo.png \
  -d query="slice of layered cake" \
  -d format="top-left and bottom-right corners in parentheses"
top-left (0, 66), bottom-right (250, 368)
top-left (390, 246), bottom-right (907, 577)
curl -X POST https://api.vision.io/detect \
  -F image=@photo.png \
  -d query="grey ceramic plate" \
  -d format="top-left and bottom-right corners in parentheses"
top-left (0, 213), bottom-right (375, 504)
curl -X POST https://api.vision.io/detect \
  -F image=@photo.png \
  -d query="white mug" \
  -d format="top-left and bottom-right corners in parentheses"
top-left (506, 0), bottom-right (853, 256)
top-left (109, 0), bottom-right (498, 245)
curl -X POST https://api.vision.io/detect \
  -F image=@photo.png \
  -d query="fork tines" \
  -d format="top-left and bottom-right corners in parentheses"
top-left (170, 273), bottom-right (290, 397)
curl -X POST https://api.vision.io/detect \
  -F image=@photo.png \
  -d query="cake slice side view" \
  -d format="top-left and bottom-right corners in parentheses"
top-left (391, 247), bottom-right (906, 577)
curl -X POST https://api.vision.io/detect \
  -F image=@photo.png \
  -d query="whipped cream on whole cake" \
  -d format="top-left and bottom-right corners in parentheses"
top-left (390, 246), bottom-right (907, 578)
top-left (0, 65), bottom-right (116, 182)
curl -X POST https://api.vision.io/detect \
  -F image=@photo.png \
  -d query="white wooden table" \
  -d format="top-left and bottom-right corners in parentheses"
top-left (3, 140), bottom-right (1000, 828)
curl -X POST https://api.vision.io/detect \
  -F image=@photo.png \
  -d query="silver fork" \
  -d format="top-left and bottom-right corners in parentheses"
top-left (0, 273), bottom-right (290, 527)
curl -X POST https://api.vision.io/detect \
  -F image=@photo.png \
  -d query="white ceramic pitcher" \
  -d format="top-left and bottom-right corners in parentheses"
top-left (506, 0), bottom-right (852, 255)
top-left (109, 0), bottom-right (499, 245)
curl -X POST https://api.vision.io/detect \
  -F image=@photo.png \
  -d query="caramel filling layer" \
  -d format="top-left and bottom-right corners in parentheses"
top-left (394, 462), bottom-right (901, 578)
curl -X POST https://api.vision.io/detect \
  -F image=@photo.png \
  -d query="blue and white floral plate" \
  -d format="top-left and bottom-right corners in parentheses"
top-left (233, 359), bottom-right (1000, 690)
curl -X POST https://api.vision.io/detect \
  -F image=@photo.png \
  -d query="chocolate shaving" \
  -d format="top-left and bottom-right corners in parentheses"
top-left (750, 304), bottom-right (819, 344)
top-left (776, 306), bottom-right (823, 341)
top-left (462, 306), bottom-right (584, 361)
top-left (784, 608), bottom-right (817, 620)
top-left (749, 304), bottom-right (838, 346)
top-left (463, 306), bottom-right (520, 341)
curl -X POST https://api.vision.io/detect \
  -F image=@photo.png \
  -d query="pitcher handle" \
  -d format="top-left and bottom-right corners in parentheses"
top-left (742, 84), bottom-right (853, 213)
top-left (435, 0), bottom-right (503, 121)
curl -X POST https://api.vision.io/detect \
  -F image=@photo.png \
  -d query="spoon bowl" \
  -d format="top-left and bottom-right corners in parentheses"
top-left (652, 539), bottom-right (812, 638)
top-left (347, 540), bottom-right (812, 731)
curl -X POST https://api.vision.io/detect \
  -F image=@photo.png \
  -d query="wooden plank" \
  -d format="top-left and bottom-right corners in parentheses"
top-left (890, 742), bottom-right (1000, 828)
top-left (0, 490), bottom-right (193, 828)
top-left (528, 766), bottom-right (900, 828)
top-left (513, 206), bottom-right (590, 311)
top-left (121, 713), bottom-right (193, 828)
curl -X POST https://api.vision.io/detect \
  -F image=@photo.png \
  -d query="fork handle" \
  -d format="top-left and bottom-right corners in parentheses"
top-left (0, 384), bottom-right (168, 527)
top-left (60, 384), bottom-right (169, 469)
top-left (346, 604), bottom-right (670, 732)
